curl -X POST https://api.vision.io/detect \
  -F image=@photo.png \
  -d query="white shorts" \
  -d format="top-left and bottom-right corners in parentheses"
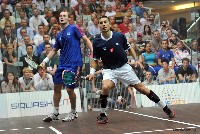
top-left (102, 64), bottom-right (141, 87)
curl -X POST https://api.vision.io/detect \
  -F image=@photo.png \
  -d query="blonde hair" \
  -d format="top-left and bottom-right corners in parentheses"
top-left (22, 67), bottom-right (32, 74)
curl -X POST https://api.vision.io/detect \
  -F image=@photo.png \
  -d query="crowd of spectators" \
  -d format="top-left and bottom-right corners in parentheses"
top-left (0, 0), bottom-right (199, 94)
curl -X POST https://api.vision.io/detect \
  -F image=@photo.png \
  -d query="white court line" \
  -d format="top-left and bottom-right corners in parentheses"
top-left (10, 129), bottom-right (19, 131)
top-left (49, 126), bottom-right (62, 134)
top-left (114, 109), bottom-right (200, 134)
top-left (0, 130), bottom-right (6, 132)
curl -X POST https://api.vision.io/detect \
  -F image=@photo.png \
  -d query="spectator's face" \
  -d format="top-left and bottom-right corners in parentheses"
top-left (161, 41), bottom-right (168, 49)
top-left (6, 45), bottom-right (13, 54)
top-left (26, 46), bottom-right (33, 55)
top-left (59, 12), bottom-right (69, 24)
top-left (153, 31), bottom-right (160, 40)
top-left (24, 37), bottom-right (30, 44)
top-left (106, 5), bottom-right (112, 12)
top-left (171, 34), bottom-right (176, 40)
top-left (93, 18), bottom-right (99, 25)
top-left (21, 20), bottom-right (27, 27)
top-left (27, 0), bottom-right (32, 5)
top-left (4, 27), bottom-right (11, 35)
top-left (138, 2), bottom-right (143, 8)
top-left (19, 12), bottom-right (26, 18)
top-left (50, 17), bottom-right (57, 25)
top-left (182, 60), bottom-right (189, 69)
top-left (7, 73), bottom-right (14, 81)
top-left (143, 12), bottom-right (148, 18)
top-left (45, 44), bottom-right (52, 53)
top-left (1, 3), bottom-right (6, 10)
top-left (99, 17), bottom-right (110, 32)
top-left (177, 42), bottom-right (183, 50)
top-left (38, 68), bottom-right (46, 76)
top-left (136, 16), bottom-right (140, 23)
top-left (123, 16), bottom-right (129, 24)
top-left (44, 25), bottom-right (49, 33)
top-left (128, 24), bottom-right (133, 31)
top-left (43, 35), bottom-right (50, 42)
top-left (145, 43), bottom-right (151, 52)
top-left (166, 29), bottom-right (172, 38)
top-left (126, 10), bottom-right (132, 16)
top-left (5, 21), bottom-right (11, 27)
top-left (44, 8), bottom-right (49, 14)
top-left (20, 29), bottom-right (27, 36)
top-left (120, 4), bottom-right (126, 11)
top-left (109, 17), bottom-right (115, 24)
top-left (145, 72), bottom-right (152, 80)
top-left (162, 62), bottom-right (169, 70)
top-left (144, 25), bottom-right (150, 32)
top-left (76, 20), bottom-right (82, 26)
top-left (16, 3), bottom-right (21, 11)
top-left (38, 26), bottom-right (44, 33)
top-left (33, 9), bottom-right (39, 17)
top-left (4, 10), bottom-right (10, 18)
top-left (23, 71), bottom-right (31, 78)
top-left (113, 24), bottom-right (119, 32)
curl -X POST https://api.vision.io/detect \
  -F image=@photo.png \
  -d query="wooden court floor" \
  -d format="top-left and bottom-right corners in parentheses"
top-left (0, 104), bottom-right (200, 134)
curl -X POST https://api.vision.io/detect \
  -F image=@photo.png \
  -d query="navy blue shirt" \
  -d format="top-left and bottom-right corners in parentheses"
top-left (54, 24), bottom-right (84, 67)
top-left (93, 32), bottom-right (130, 69)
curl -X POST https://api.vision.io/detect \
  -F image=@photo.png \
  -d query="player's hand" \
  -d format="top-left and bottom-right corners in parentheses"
top-left (86, 74), bottom-right (95, 81)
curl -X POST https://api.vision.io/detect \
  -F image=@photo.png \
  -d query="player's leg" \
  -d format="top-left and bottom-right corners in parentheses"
top-left (43, 84), bottom-right (63, 122)
top-left (97, 79), bottom-right (115, 124)
top-left (133, 83), bottom-right (175, 118)
top-left (43, 68), bottom-right (64, 122)
top-left (62, 66), bottom-right (81, 122)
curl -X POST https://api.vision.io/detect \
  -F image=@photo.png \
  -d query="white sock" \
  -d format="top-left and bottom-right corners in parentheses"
top-left (53, 107), bottom-right (59, 114)
top-left (71, 109), bottom-right (76, 113)
top-left (101, 108), bottom-right (107, 115)
top-left (157, 101), bottom-right (166, 108)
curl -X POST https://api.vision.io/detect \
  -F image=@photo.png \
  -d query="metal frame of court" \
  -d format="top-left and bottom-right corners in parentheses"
top-left (0, 103), bottom-right (200, 134)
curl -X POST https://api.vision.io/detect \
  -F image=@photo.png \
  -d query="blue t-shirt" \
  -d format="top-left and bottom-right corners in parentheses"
top-left (93, 31), bottom-right (130, 69)
top-left (157, 49), bottom-right (174, 62)
top-left (54, 24), bottom-right (84, 67)
top-left (142, 52), bottom-right (156, 64)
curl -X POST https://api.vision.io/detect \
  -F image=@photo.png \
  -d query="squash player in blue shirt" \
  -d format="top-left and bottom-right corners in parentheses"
top-left (87, 16), bottom-right (175, 124)
top-left (41, 11), bottom-right (93, 122)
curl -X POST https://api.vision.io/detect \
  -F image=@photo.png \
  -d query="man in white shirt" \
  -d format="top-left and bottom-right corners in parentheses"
top-left (33, 25), bottom-right (44, 47)
top-left (88, 17), bottom-right (100, 39)
top-left (45, 0), bottom-right (61, 11)
top-left (32, 0), bottom-right (45, 12)
top-left (29, 9), bottom-right (48, 33)
top-left (105, 5), bottom-right (116, 17)
top-left (33, 66), bottom-right (54, 91)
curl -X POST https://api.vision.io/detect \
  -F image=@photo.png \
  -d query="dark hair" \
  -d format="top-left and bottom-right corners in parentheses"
top-left (26, 44), bottom-right (33, 49)
top-left (143, 25), bottom-right (151, 35)
top-left (161, 59), bottom-right (169, 64)
top-left (20, 28), bottom-right (27, 33)
top-left (4, 72), bottom-right (18, 88)
top-left (144, 41), bottom-right (151, 48)
top-left (99, 16), bottom-right (109, 20)
top-left (182, 58), bottom-right (189, 63)
top-left (38, 24), bottom-right (44, 28)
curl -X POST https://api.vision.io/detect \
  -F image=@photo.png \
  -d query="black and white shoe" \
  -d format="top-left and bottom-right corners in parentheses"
top-left (163, 106), bottom-right (176, 118)
top-left (62, 111), bottom-right (78, 122)
top-left (43, 113), bottom-right (59, 122)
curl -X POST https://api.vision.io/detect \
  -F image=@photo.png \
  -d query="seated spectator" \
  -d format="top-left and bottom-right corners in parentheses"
top-left (150, 30), bottom-right (162, 53)
top-left (19, 67), bottom-right (35, 92)
top-left (157, 40), bottom-right (175, 69)
top-left (190, 39), bottom-right (198, 52)
top-left (125, 23), bottom-right (137, 43)
top-left (112, 23), bottom-right (121, 32)
top-left (174, 41), bottom-right (191, 67)
top-left (133, 15), bottom-right (143, 34)
top-left (29, 9), bottom-right (48, 34)
top-left (142, 71), bottom-right (157, 85)
top-left (105, 4), bottom-right (116, 17)
top-left (88, 17), bottom-right (100, 39)
top-left (139, 42), bottom-right (161, 76)
top-left (19, 44), bottom-right (39, 76)
top-left (168, 33), bottom-right (180, 50)
top-left (105, 0), bottom-right (116, 7)
top-left (177, 58), bottom-right (197, 83)
top-left (33, 66), bottom-right (54, 91)
top-left (147, 14), bottom-right (160, 33)
top-left (0, 9), bottom-right (15, 29)
top-left (157, 59), bottom-right (176, 84)
top-left (45, 0), bottom-right (61, 11)
top-left (1, 26), bottom-right (16, 52)
top-left (142, 24), bottom-right (152, 41)
top-left (39, 43), bottom-right (58, 76)
top-left (119, 16), bottom-right (129, 34)
top-left (37, 34), bottom-right (53, 56)
top-left (74, 0), bottom-right (86, 18)
top-left (133, 1), bottom-right (148, 18)
top-left (1, 72), bottom-right (18, 93)
top-left (3, 44), bottom-right (18, 77)
top-left (33, 25), bottom-right (44, 47)
top-left (17, 19), bottom-right (34, 40)
top-left (32, 0), bottom-right (45, 12)
top-left (18, 35), bottom-right (37, 59)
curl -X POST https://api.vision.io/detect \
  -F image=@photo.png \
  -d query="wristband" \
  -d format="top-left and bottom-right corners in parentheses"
top-left (43, 57), bottom-right (50, 63)
top-left (90, 67), bottom-right (96, 75)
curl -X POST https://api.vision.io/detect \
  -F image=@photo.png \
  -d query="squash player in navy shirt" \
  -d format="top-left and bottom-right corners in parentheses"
top-left (87, 16), bottom-right (175, 124)
top-left (41, 11), bottom-right (93, 122)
